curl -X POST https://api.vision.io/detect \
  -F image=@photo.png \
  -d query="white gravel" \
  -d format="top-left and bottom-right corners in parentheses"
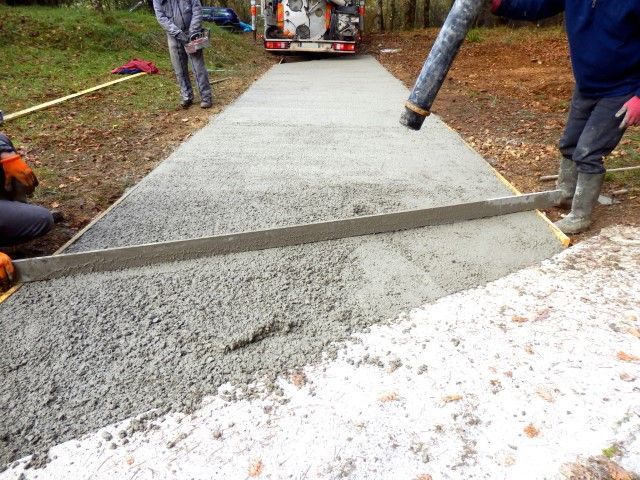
top-left (3, 226), bottom-right (639, 480)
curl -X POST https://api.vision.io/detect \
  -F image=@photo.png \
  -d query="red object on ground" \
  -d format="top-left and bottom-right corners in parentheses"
top-left (111, 59), bottom-right (160, 74)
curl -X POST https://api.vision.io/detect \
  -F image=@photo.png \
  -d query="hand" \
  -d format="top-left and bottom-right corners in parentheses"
top-left (175, 31), bottom-right (190, 43)
top-left (1, 153), bottom-right (38, 194)
top-left (616, 96), bottom-right (640, 129)
top-left (0, 252), bottom-right (15, 292)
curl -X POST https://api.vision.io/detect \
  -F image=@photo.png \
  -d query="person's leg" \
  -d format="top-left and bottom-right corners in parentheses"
top-left (571, 94), bottom-right (632, 175)
top-left (555, 93), bottom-right (633, 234)
top-left (556, 91), bottom-right (597, 206)
top-left (189, 50), bottom-right (212, 107)
top-left (0, 200), bottom-right (53, 247)
top-left (167, 35), bottom-right (194, 106)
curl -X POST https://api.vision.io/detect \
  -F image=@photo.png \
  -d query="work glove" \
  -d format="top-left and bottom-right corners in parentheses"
top-left (0, 252), bottom-right (15, 292)
top-left (1, 153), bottom-right (39, 195)
top-left (175, 31), bottom-right (190, 44)
top-left (616, 96), bottom-right (640, 129)
top-left (490, 0), bottom-right (501, 13)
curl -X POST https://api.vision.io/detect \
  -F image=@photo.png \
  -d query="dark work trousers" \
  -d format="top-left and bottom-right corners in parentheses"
top-left (167, 35), bottom-right (212, 104)
top-left (0, 199), bottom-right (53, 247)
top-left (559, 90), bottom-right (633, 174)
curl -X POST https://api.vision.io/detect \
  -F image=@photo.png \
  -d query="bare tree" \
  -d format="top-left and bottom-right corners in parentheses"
top-left (422, 0), bottom-right (430, 27)
top-left (405, 0), bottom-right (416, 29)
top-left (376, 0), bottom-right (385, 30)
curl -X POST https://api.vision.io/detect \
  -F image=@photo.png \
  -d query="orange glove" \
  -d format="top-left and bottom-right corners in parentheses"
top-left (0, 252), bottom-right (15, 292)
top-left (1, 153), bottom-right (39, 194)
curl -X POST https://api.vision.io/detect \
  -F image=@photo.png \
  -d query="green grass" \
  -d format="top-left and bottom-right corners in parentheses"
top-left (0, 5), bottom-right (261, 113)
top-left (465, 28), bottom-right (483, 43)
top-left (602, 444), bottom-right (620, 459)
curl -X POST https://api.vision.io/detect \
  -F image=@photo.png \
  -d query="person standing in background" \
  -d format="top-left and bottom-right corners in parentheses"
top-left (153, 0), bottom-right (213, 109)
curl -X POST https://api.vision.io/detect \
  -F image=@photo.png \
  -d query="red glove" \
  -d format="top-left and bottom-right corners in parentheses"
top-left (491, 0), bottom-right (502, 13)
top-left (0, 152), bottom-right (39, 194)
top-left (0, 252), bottom-right (15, 292)
top-left (616, 96), bottom-right (640, 129)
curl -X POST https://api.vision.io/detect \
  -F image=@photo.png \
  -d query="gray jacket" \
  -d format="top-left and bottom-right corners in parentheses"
top-left (153, 0), bottom-right (203, 38)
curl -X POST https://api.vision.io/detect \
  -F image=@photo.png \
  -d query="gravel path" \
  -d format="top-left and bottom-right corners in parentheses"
top-left (0, 55), bottom-right (563, 468)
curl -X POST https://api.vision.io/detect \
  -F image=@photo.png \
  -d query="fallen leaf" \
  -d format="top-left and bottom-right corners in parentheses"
top-left (627, 328), bottom-right (640, 339)
top-left (512, 315), bottom-right (528, 323)
top-left (561, 456), bottom-right (636, 480)
top-left (442, 394), bottom-right (463, 403)
top-left (51, 202), bottom-right (60, 208)
top-left (524, 424), bottom-right (540, 438)
top-left (617, 351), bottom-right (640, 363)
top-left (534, 308), bottom-right (551, 321)
top-left (126, 456), bottom-right (134, 465)
top-left (535, 387), bottom-right (555, 403)
top-left (415, 475), bottom-right (433, 480)
top-left (619, 372), bottom-right (636, 382)
top-left (524, 344), bottom-right (534, 354)
top-left (378, 391), bottom-right (399, 403)
top-left (248, 459), bottom-right (263, 477)
top-left (290, 371), bottom-right (307, 388)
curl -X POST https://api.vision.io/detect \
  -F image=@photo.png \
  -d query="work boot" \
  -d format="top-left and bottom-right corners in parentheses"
top-left (200, 99), bottom-right (213, 109)
top-left (180, 98), bottom-right (193, 109)
top-left (556, 157), bottom-right (578, 207)
top-left (554, 172), bottom-right (604, 234)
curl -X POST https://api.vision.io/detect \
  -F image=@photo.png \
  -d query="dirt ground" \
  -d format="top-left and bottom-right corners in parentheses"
top-left (367, 28), bottom-right (640, 242)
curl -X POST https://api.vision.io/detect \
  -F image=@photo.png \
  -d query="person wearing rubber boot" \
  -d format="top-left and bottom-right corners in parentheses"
top-left (153, 0), bottom-right (213, 109)
top-left (491, 0), bottom-right (640, 234)
top-left (0, 133), bottom-right (54, 290)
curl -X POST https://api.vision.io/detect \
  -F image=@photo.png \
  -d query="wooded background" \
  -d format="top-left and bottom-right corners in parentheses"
top-left (2, 0), bottom-right (563, 30)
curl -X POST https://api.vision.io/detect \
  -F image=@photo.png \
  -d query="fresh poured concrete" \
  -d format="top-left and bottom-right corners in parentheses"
top-left (0, 56), bottom-right (563, 466)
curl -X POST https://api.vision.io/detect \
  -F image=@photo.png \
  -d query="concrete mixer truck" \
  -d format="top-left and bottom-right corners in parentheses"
top-left (257, 0), bottom-right (364, 53)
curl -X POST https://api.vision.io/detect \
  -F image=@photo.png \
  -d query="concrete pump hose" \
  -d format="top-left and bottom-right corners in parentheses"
top-left (400, 0), bottom-right (485, 131)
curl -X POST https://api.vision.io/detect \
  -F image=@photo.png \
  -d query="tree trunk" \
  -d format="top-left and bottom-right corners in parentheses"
top-left (376, 0), bottom-right (384, 31)
top-left (422, 0), bottom-right (430, 27)
top-left (405, 0), bottom-right (416, 29)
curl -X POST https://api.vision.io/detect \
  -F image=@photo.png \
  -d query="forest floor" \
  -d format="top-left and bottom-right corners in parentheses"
top-left (368, 27), bottom-right (640, 243)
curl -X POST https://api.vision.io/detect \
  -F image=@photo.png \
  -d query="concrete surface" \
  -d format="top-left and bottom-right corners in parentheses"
top-left (3, 226), bottom-right (638, 480)
top-left (0, 55), bottom-right (563, 468)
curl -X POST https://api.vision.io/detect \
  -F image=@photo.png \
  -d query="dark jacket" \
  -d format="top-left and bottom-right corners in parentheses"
top-left (0, 134), bottom-right (15, 155)
top-left (0, 133), bottom-right (16, 193)
top-left (495, 0), bottom-right (640, 98)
